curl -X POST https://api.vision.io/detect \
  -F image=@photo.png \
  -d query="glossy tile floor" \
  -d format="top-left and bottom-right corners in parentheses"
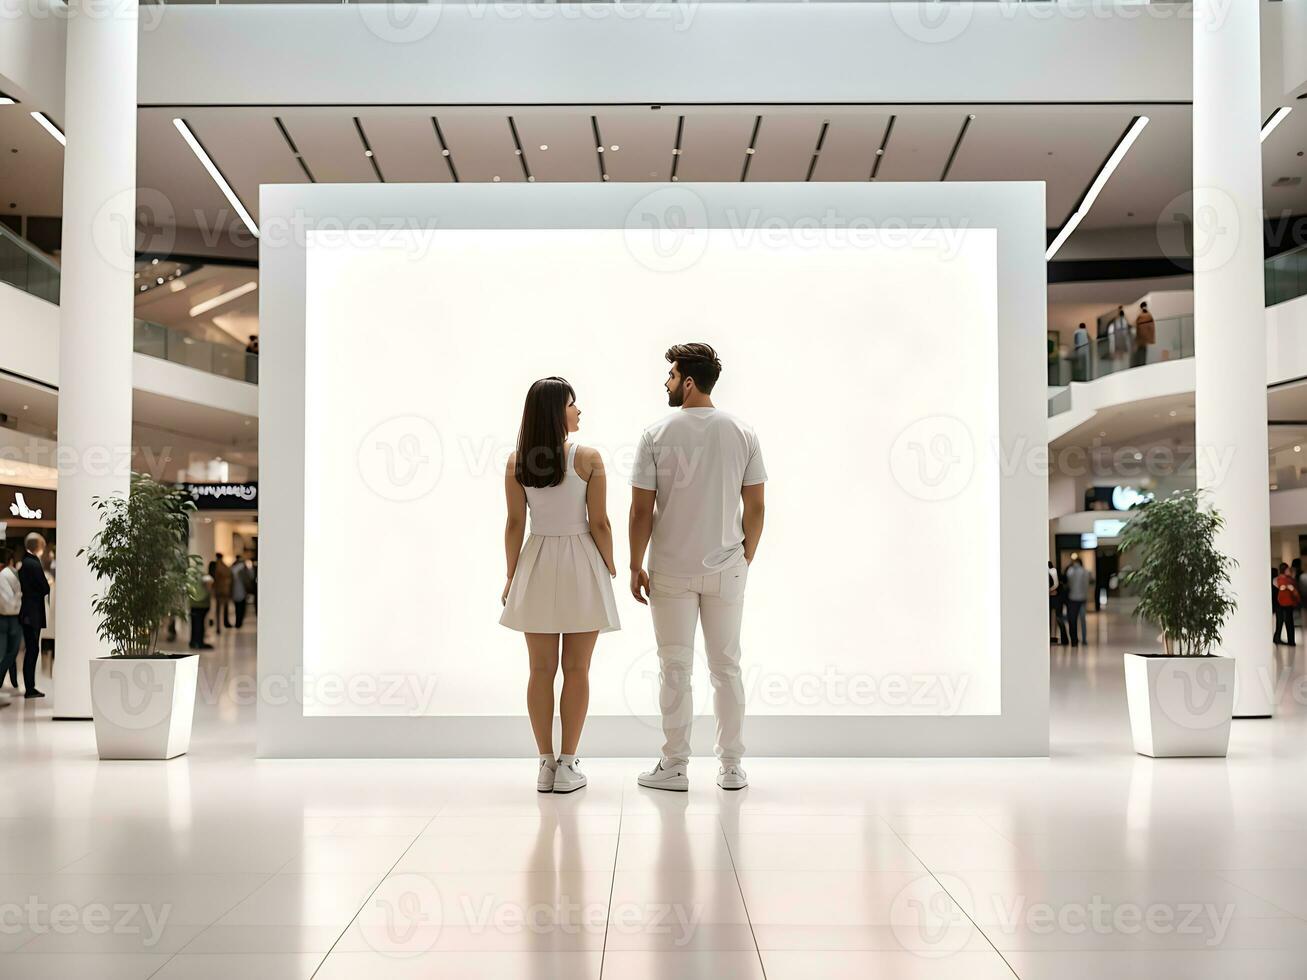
top-left (2, 607), bottom-right (1307, 979)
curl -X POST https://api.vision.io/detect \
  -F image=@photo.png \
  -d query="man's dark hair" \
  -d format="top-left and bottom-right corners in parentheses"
top-left (665, 343), bottom-right (721, 394)
top-left (1280, 562), bottom-right (1290, 573)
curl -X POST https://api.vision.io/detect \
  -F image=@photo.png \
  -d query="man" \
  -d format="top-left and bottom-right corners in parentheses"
top-left (1274, 562), bottom-right (1299, 646)
top-left (629, 343), bottom-right (766, 792)
top-left (1064, 556), bottom-right (1092, 649)
top-left (1132, 301), bottom-right (1155, 368)
top-left (0, 548), bottom-right (22, 703)
top-left (17, 532), bottom-right (50, 698)
top-left (212, 553), bottom-right (233, 632)
top-left (231, 552), bottom-right (253, 629)
top-left (1072, 322), bottom-right (1091, 382)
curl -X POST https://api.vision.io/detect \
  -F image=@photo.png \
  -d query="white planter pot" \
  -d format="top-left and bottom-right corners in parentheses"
top-left (89, 654), bottom-right (199, 760)
top-left (1123, 653), bottom-right (1235, 758)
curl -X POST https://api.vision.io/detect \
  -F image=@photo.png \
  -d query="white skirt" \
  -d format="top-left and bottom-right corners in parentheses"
top-left (500, 532), bottom-right (621, 634)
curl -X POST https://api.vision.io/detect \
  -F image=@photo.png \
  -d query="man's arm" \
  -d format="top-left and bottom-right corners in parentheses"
top-left (742, 483), bottom-right (765, 565)
top-left (628, 488), bottom-right (655, 604)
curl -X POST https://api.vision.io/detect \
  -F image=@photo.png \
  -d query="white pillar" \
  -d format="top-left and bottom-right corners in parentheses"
top-left (52, 1), bottom-right (138, 719)
top-left (1193, 0), bottom-right (1274, 717)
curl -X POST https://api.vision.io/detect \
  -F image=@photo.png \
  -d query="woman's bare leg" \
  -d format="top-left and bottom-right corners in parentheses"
top-left (559, 631), bottom-right (598, 755)
top-left (526, 632), bottom-right (560, 756)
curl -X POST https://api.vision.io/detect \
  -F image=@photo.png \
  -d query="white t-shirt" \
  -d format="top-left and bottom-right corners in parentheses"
top-left (631, 407), bottom-right (767, 577)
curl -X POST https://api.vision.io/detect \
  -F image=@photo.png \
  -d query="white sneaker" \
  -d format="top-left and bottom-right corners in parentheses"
top-left (536, 758), bottom-right (558, 793)
top-left (637, 759), bottom-right (689, 792)
top-left (717, 764), bottom-right (748, 790)
top-left (553, 758), bottom-right (587, 794)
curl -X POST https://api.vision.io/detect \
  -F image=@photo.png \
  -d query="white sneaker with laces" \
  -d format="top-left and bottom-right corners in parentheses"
top-left (637, 759), bottom-right (689, 792)
top-left (537, 758), bottom-right (558, 793)
top-left (717, 764), bottom-right (748, 790)
top-left (553, 757), bottom-right (588, 793)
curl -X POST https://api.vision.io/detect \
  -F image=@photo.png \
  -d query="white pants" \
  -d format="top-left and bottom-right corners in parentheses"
top-left (648, 560), bottom-right (748, 766)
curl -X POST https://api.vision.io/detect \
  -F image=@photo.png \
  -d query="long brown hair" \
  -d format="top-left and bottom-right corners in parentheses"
top-left (514, 376), bottom-right (575, 489)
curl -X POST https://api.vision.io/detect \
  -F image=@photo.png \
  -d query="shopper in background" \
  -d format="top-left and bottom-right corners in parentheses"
top-left (246, 335), bottom-right (259, 355)
top-left (231, 553), bottom-right (253, 629)
top-left (1296, 558), bottom-right (1307, 629)
top-left (0, 548), bottom-right (23, 694)
top-left (1132, 302), bottom-right (1155, 367)
top-left (212, 553), bottom-right (233, 632)
top-left (17, 532), bottom-right (49, 698)
top-left (190, 569), bottom-right (215, 650)
top-left (630, 343), bottom-right (766, 793)
top-left (500, 377), bottom-right (620, 795)
top-left (1049, 561), bottom-right (1069, 645)
top-left (1274, 562), bottom-right (1299, 646)
top-left (1064, 556), bottom-right (1091, 650)
top-left (1072, 322), bottom-right (1091, 382)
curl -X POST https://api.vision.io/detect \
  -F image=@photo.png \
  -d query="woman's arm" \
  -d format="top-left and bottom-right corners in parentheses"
top-left (503, 453), bottom-right (527, 604)
top-left (580, 448), bottom-right (617, 578)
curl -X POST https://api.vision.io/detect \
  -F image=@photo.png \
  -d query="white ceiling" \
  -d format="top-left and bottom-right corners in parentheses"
top-left (4, 101), bottom-right (1305, 256)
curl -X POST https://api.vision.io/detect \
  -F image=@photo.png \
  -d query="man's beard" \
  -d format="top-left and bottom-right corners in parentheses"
top-left (667, 382), bottom-right (684, 407)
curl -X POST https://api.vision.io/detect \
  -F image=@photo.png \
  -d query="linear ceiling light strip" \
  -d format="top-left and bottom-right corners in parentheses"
top-left (274, 117), bottom-right (316, 182)
top-left (870, 114), bottom-right (895, 180)
top-left (940, 113), bottom-right (975, 182)
top-left (507, 116), bottom-right (533, 182)
top-left (805, 121), bottom-right (829, 182)
top-left (1262, 106), bottom-right (1292, 143)
top-left (740, 115), bottom-right (762, 182)
top-left (1045, 115), bottom-right (1149, 262)
top-left (173, 117), bottom-right (259, 239)
top-left (431, 117), bottom-right (459, 182)
top-left (354, 117), bottom-right (385, 182)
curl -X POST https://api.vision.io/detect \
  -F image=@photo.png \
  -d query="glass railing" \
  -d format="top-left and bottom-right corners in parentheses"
top-left (133, 319), bottom-right (259, 384)
top-left (1047, 315), bottom-right (1193, 416)
top-left (1266, 243), bottom-right (1307, 307)
top-left (0, 224), bottom-right (257, 384)
top-left (0, 223), bottom-right (60, 304)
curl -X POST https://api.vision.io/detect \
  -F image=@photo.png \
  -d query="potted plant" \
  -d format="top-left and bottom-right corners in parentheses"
top-left (1118, 489), bottom-right (1238, 757)
top-left (81, 473), bottom-right (204, 760)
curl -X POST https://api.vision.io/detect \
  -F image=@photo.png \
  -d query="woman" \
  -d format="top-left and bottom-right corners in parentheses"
top-left (501, 377), bottom-right (619, 793)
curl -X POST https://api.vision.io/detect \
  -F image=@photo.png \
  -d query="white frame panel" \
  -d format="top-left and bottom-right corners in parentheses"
top-left (258, 181), bottom-right (1048, 757)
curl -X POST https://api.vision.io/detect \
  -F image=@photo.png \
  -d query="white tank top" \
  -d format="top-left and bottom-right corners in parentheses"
top-left (524, 443), bottom-right (589, 536)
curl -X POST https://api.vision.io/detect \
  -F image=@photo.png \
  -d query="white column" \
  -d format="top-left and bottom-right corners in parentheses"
top-left (52, 1), bottom-right (138, 719)
top-left (1193, 0), bottom-right (1274, 717)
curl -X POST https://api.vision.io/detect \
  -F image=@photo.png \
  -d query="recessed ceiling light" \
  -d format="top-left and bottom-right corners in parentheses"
top-left (1296, 445), bottom-right (1302, 453)
top-left (1169, 410), bottom-right (1177, 417)
top-left (30, 111), bottom-right (65, 146)
top-left (1262, 106), bottom-right (1292, 143)
top-left (539, 144), bottom-right (548, 151)
top-left (1133, 452), bottom-right (1143, 461)
top-left (364, 149), bottom-right (373, 158)
top-left (173, 118), bottom-right (259, 239)
top-left (492, 175), bottom-right (501, 182)
top-left (151, 258), bottom-right (159, 265)
top-left (610, 145), bottom-right (620, 151)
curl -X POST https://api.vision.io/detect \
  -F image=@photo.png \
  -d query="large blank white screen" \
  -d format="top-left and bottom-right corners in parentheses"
top-left (303, 227), bottom-right (999, 717)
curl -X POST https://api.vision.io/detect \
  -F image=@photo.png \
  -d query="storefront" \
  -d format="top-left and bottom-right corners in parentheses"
top-left (180, 482), bottom-right (258, 566)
